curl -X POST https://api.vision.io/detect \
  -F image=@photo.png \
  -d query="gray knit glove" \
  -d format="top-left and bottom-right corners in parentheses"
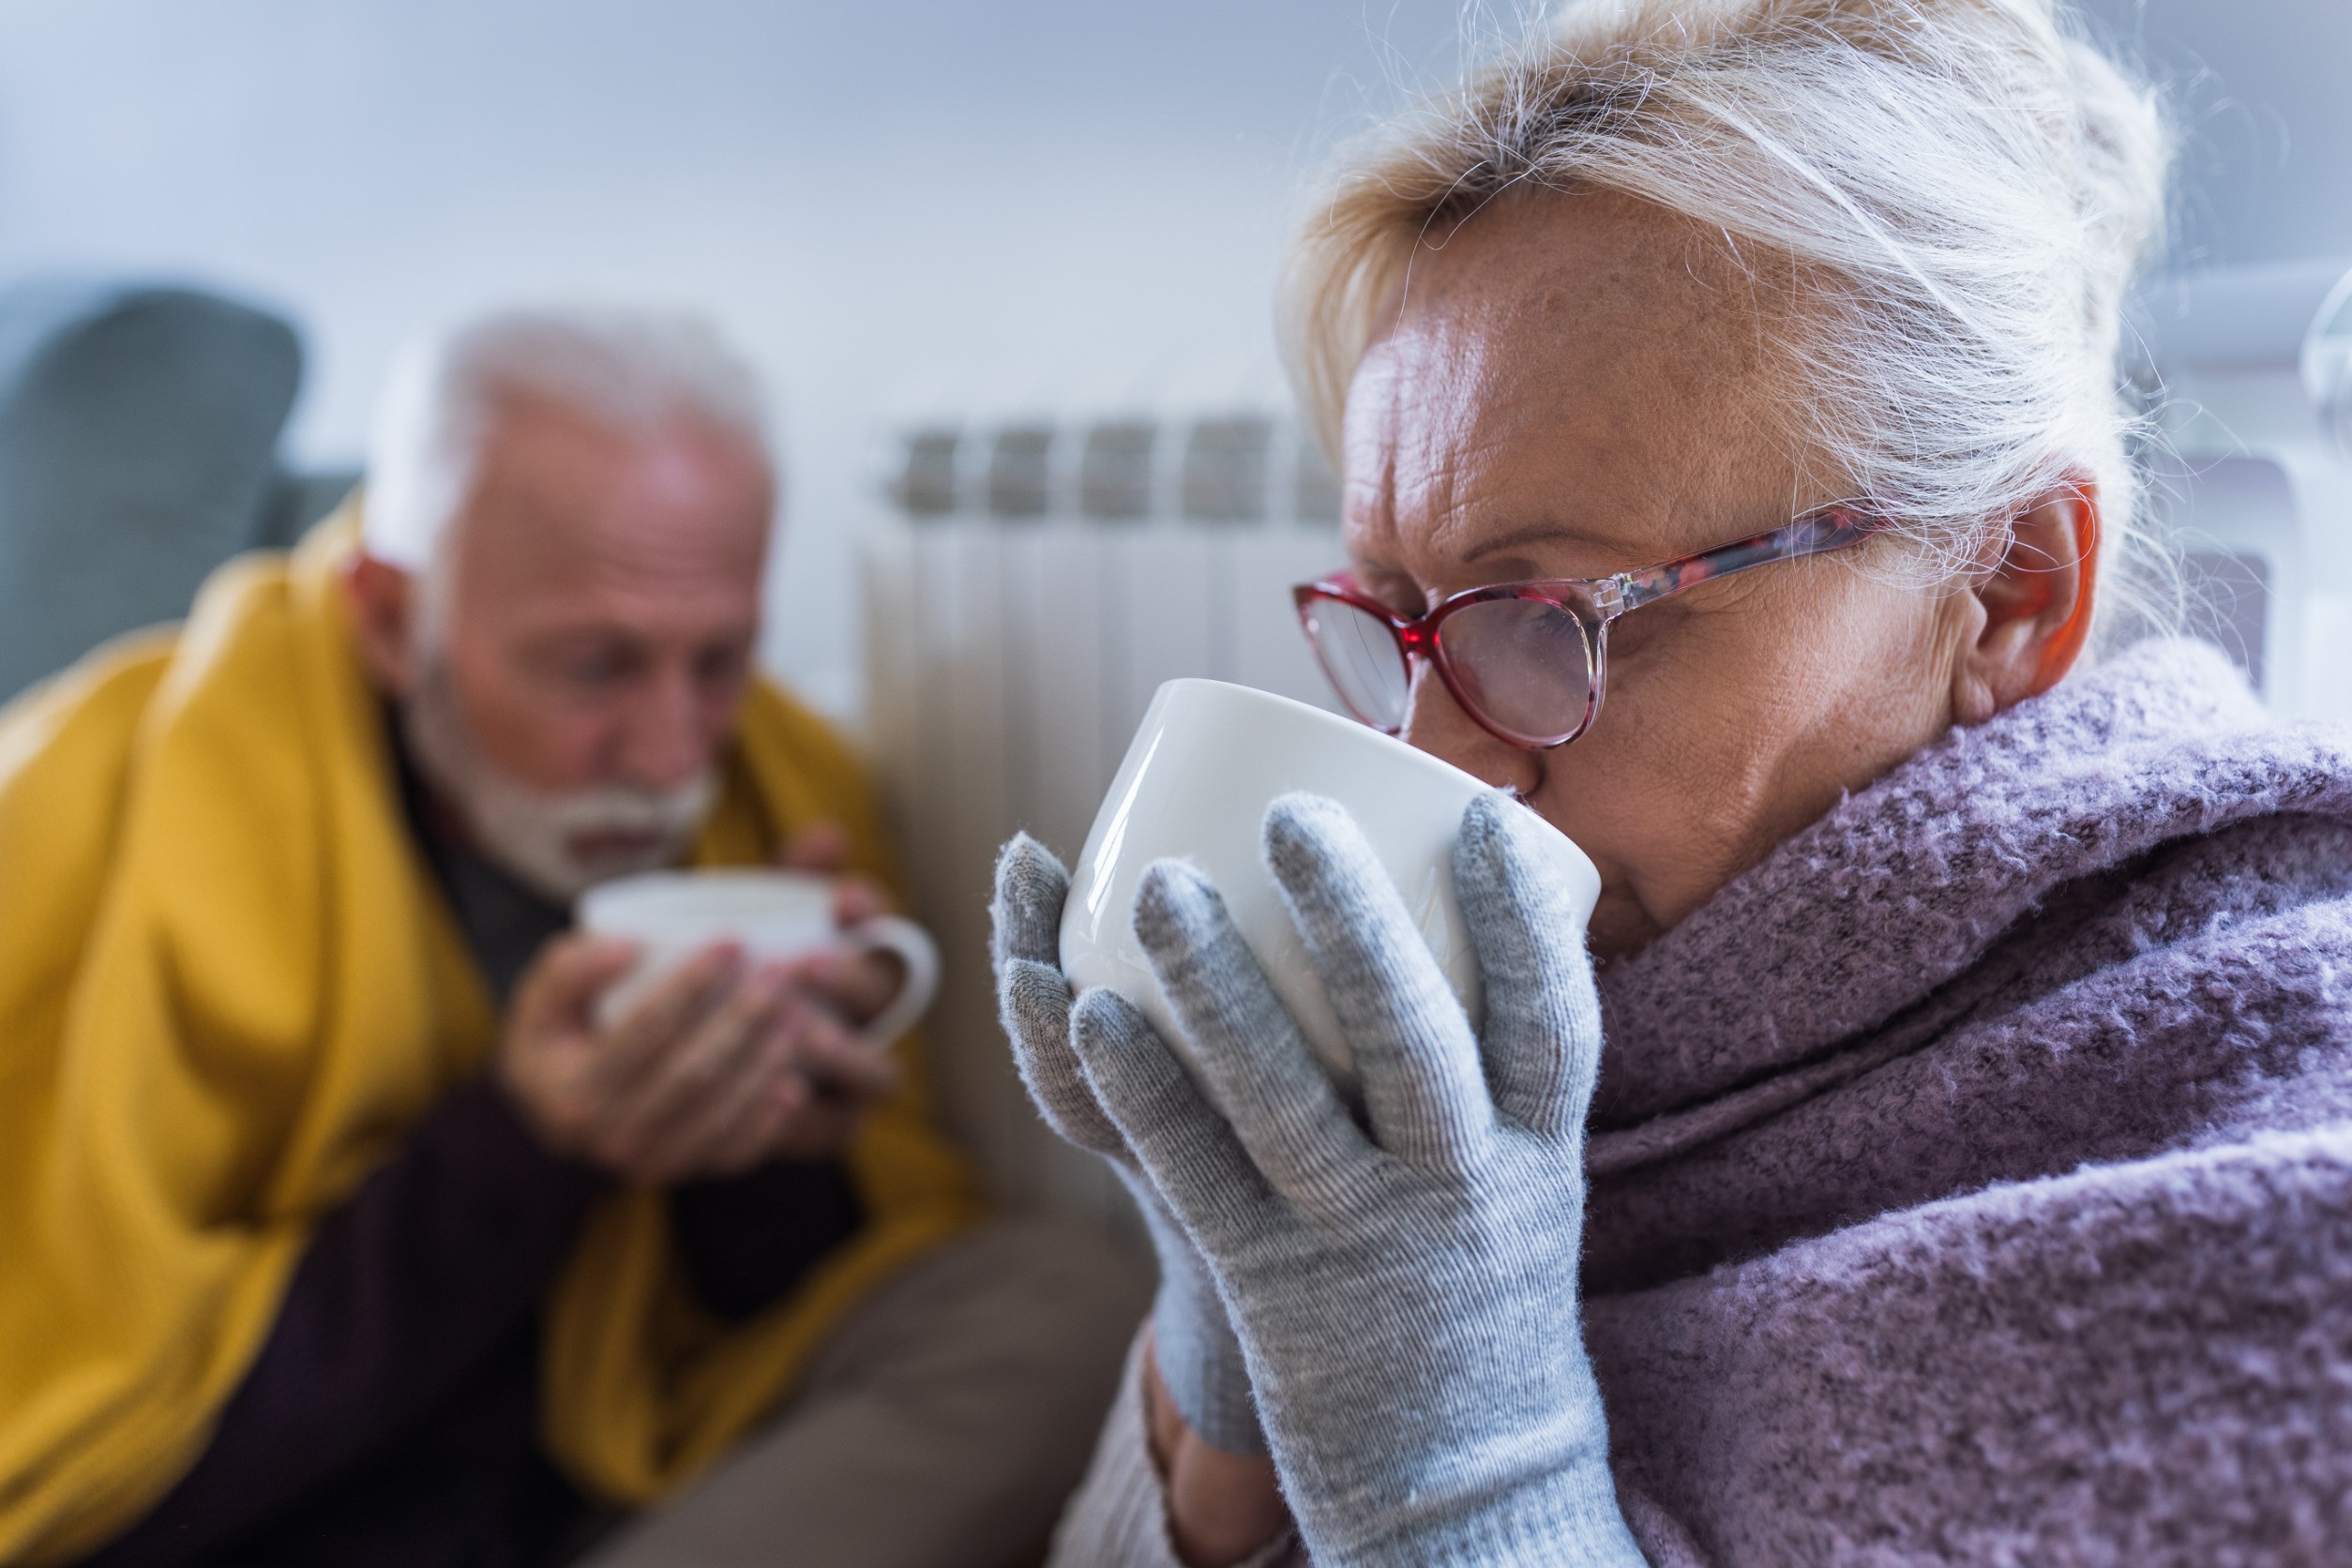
top-left (991, 835), bottom-right (1266, 1455)
top-left (1069, 791), bottom-right (1644, 1566)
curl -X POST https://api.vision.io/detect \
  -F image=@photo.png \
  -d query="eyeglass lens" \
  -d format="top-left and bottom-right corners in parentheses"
top-left (1436, 597), bottom-right (1594, 744)
top-left (1305, 592), bottom-right (1596, 745)
top-left (1301, 597), bottom-right (1412, 730)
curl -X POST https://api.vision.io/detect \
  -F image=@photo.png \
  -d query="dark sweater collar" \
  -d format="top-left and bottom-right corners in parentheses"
top-left (385, 708), bottom-right (574, 1007)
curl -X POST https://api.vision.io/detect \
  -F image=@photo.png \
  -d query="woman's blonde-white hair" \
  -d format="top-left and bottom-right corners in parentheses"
top-left (1281, 0), bottom-right (2171, 607)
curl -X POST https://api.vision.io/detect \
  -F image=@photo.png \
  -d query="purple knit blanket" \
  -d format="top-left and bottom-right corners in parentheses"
top-left (1581, 639), bottom-right (2352, 1564)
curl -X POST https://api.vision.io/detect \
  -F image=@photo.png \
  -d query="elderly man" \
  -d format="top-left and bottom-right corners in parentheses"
top-left (0, 308), bottom-right (1144, 1568)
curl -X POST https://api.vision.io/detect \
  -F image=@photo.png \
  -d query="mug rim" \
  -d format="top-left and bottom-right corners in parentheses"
top-left (580, 867), bottom-right (836, 942)
top-left (1148, 677), bottom-right (1495, 796)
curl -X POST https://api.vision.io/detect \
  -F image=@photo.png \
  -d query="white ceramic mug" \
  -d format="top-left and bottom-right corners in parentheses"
top-left (1060, 678), bottom-right (1601, 1084)
top-left (580, 868), bottom-right (941, 1047)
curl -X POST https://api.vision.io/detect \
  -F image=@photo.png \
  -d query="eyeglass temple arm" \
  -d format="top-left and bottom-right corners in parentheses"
top-left (1606, 507), bottom-right (1879, 618)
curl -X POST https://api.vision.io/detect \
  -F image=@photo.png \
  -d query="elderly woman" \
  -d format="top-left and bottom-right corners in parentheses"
top-left (996, 0), bottom-right (2352, 1562)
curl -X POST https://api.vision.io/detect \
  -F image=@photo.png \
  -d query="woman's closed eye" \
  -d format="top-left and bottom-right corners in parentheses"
top-left (1348, 563), bottom-right (1429, 620)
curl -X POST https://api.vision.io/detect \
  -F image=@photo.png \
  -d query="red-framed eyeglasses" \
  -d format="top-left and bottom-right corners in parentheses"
top-left (1292, 505), bottom-right (1884, 750)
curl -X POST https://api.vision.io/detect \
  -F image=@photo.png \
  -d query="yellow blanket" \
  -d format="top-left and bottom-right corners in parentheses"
top-left (0, 518), bottom-right (978, 1563)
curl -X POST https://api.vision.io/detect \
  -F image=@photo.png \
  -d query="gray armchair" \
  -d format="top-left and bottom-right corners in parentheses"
top-left (0, 280), bottom-right (357, 702)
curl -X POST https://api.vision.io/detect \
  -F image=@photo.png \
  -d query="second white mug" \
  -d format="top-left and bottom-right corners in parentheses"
top-left (580, 868), bottom-right (941, 1047)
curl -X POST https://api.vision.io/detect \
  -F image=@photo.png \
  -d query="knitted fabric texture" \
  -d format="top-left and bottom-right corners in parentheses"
top-left (1579, 638), bottom-right (2352, 1561)
top-left (992, 836), bottom-right (1266, 1454)
top-left (1087, 794), bottom-right (1644, 1563)
top-left (1051, 639), bottom-right (2352, 1565)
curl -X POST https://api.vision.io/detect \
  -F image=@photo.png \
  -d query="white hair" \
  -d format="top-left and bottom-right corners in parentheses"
top-left (1282, 0), bottom-right (2172, 632)
top-left (364, 305), bottom-right (772, 572)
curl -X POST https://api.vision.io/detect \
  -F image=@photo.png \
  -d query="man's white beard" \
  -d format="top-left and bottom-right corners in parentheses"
top-left (401, 661), bottom-right (716, 904)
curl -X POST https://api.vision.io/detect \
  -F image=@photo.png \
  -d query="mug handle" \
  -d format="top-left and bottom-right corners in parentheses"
top-left (843, 915), bottom-right (940, 1047)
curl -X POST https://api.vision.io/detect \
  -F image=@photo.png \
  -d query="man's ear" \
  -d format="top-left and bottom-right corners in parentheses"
top-left (1949, 478), bottom-right (2100, 728)
top-left (343, 554), bottom-right (422, 698)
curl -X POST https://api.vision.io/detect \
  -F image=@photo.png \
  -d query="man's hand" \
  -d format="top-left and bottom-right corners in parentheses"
top-left (755, 983), bottom-right (901, 1160)
top-left (499, 935), bottom-right (895, 1183)
top-left (496, 822), bottom-right (912, 1183)
top-left (777, 821), bottom-right (912, 1031)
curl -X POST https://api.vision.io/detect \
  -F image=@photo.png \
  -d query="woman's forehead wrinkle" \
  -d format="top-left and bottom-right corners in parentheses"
top-left (1340, 347), bottom-right (1411, 561)
top-left (1348, 192), bottom-right (1812, 588)
top-left (1422, 422), bottom-right (1522, 559)
top-left (1388, 298), bottom-right (1529, 545)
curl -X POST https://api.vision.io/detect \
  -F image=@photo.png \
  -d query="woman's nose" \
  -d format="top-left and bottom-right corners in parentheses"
top-left (1398, 660), bottom-right (1541, 794)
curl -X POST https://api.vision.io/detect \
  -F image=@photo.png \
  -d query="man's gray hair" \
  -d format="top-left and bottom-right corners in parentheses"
top-left (1282, 0), bottom-right (2172, 636)
top-left (365, 305), bottom-right (771, 572)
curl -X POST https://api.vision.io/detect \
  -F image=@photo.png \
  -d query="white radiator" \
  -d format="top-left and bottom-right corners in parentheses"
top-left (862, 413), bottom-right (1346, 1221)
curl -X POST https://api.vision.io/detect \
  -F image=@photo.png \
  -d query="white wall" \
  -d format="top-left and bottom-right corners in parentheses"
top-left (2076, 0), bottom-right (2352, 271)
top-left (0, 0), bottom-right (1470, 714)
top-left (0, 0), bottom-right (2341, 715)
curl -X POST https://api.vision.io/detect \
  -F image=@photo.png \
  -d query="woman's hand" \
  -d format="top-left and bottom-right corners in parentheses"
top-left (991, 836), bottom-right (1276, 1549)
top-left (1068, 790), bottom-right (1644, 1566)
top-left (1141, 1338), bottom-right (1289, 1567)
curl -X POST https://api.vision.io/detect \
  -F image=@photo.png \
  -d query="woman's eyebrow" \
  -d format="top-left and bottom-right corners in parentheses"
top-left (1459, 520), bottom-right (1625, 565)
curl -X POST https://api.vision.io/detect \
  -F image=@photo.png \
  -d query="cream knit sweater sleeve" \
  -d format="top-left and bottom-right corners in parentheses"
top-left (1048, 1333), bottom-right (1303, 1568)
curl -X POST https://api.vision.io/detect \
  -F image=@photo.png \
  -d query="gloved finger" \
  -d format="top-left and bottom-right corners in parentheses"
top-left (993, 835), bottom-right (1128, 1160)
top-left (1132, 861), bottom-right (1366, 1212)
top-left (1123, 1173), bottom-right (1266, 1455)
top-left (1262, 792), bottom-right (1493, 1174)
top-left (1000, 957), bottom-right (1127, 1160)
top-left (1070, 987), bottom-right (1267, 1240)
top-left (990, 834), bottom-right (1070, 970)
top-left (1455, 791), bottom-right (1606, 1141)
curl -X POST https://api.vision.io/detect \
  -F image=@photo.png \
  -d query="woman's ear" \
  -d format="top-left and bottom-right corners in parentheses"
top-left (343, 554), bottom-right (422, 698)
top-left (1949, 479), bottom-right (2100, 727)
